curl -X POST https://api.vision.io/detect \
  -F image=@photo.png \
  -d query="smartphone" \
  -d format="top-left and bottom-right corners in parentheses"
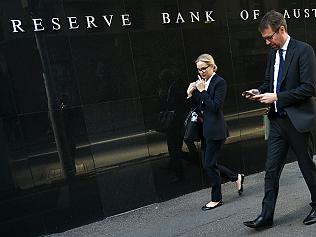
top-left (242, 91), bottom-right (256, 97)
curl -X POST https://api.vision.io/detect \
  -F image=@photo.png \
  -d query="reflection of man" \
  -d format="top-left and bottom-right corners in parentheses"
top-left (243, 10), bottom-right (316, 228)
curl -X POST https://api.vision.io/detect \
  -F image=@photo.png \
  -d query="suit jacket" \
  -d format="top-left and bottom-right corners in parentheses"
top-left (190, 74), bottom-right (228, 140)
top-left (258, 38), bottom-right (316, 132)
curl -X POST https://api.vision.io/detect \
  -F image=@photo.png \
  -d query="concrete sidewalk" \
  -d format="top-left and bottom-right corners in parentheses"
top-left (47, 160), bottom-right (316, 237)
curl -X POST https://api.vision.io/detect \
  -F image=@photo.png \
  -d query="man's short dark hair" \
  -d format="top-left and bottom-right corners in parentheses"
top-left (258, 10), bottom-right (287, 33)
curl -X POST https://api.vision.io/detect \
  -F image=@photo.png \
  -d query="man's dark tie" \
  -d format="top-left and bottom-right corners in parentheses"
top-left (276, 48), bottom-right (284, 114)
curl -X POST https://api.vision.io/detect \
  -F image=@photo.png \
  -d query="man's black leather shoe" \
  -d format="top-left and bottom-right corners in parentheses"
top-left (243, 216), bottom-right (273, 229)
top-left (303, 208), bottom-right (316, 225)
top-left (201, 200), bottom-right (223, 211)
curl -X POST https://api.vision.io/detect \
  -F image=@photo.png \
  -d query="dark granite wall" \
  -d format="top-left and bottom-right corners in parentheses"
top-left (0, 0), bottom-right (313, 236)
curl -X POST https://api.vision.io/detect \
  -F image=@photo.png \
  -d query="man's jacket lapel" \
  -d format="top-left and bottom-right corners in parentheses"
top-left (280, 38), bottom-right (295, 85)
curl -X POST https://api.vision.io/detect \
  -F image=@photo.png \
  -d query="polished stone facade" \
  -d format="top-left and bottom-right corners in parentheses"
top-left (0, 0), bottom-right (313, 236)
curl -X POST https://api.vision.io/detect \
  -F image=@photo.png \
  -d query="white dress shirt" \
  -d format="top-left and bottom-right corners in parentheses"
top-left (204, 72), bottom-right (216, 91)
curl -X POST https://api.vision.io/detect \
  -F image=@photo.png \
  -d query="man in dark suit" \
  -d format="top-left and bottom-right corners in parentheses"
top-left (243, 10), bottom-right (316, 228)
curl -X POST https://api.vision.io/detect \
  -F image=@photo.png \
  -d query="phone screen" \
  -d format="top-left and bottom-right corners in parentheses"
top-left (242, 91), bottom-right (256, 97)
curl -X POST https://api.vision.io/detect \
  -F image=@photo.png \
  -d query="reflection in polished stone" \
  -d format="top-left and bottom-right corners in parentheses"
top-left (1, 0), bottom-right (315, 236)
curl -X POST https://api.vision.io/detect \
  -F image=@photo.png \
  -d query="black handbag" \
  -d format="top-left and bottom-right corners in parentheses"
top-left (183, 108), bottom-right (202, 141)
top-left (156, 110), bottom-right (175, 132)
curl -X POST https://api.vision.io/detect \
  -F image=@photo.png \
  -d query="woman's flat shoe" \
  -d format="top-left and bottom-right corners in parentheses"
top-left (238, 174), bottom-right (245, 196)
top-left (201, 200), bottom-right (223, 211)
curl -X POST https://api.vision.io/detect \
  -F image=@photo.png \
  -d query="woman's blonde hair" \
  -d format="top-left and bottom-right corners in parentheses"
top-left (195, 53), bottom-right (218, 72)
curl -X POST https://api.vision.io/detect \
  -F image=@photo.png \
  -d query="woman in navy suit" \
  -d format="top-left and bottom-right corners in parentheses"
top-left (187, 54), bottom-right (244, 210)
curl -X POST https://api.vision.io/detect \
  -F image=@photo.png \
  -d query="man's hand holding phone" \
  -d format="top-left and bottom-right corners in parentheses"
top-left (242, 89), bottom-right (260, 100)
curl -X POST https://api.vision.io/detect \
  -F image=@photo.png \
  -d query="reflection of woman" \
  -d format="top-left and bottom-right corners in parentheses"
top-left (158, 68), bottom-right (199, 183)
top-left (158, 69), bottom-right (190, 182)
top-left (187, 54), bottom-right (244, 210)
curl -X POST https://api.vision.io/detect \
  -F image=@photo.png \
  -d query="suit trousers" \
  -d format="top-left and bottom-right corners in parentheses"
top-left (261, 116), bottom-right (316, 220)
top-left (201, 138), bottom-right (238, 202)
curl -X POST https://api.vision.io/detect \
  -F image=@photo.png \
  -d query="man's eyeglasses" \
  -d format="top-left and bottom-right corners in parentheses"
top-left (263, 27), bottom-right (280, 41)
top-left (197, 65), bottom-right (211, 73)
